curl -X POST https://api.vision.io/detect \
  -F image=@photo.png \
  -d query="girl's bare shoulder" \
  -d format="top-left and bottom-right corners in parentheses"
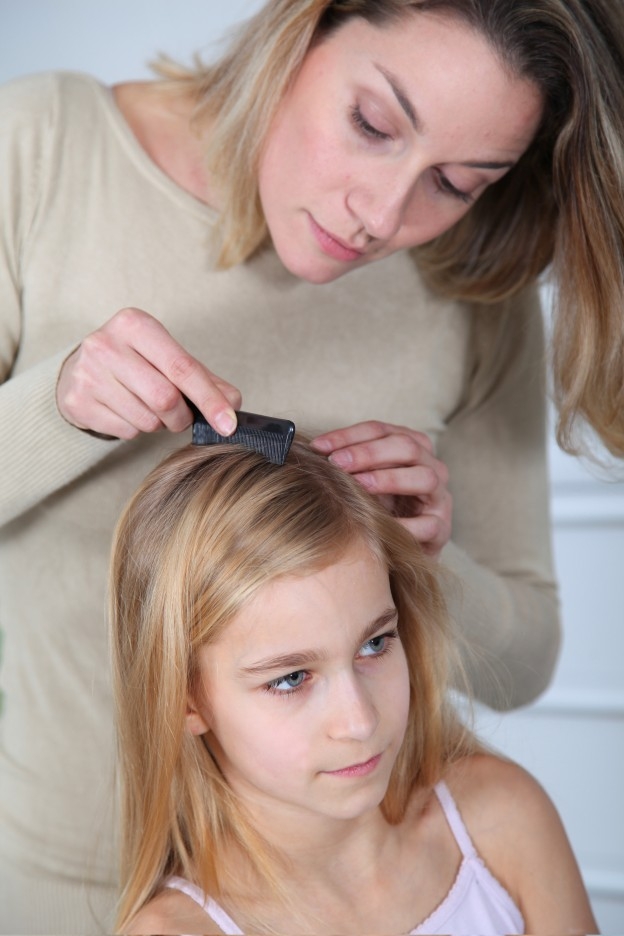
top-left (442, 753), bottom-right (597, 933)
top-left (443, 751), bottom-right (566, 849)
top-left (125, 886), bottom-right (227, 936)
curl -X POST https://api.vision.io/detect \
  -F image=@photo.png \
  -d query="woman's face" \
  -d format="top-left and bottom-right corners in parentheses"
top-left (258, 11), bottom-right (543, 284)
top-left (187, 542), bottom-right (411, 834)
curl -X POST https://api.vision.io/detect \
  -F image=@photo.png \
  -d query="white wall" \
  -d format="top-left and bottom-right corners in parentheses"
top-left (2, 3), bottom-right (623, 931)
top-left (0, 1), bottom-right (266, 84)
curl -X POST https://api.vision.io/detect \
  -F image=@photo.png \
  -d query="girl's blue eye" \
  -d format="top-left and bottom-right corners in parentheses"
top-left (359, 630), bottom-right (398, 657)
top-left (266, 671), bottom-right (306, 694)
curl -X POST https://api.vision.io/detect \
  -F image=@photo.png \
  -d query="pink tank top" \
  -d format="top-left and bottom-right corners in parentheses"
top-left (165, 781), bottom-right (525, 935)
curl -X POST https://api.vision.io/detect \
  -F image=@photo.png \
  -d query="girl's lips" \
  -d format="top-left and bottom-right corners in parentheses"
top-left (324, 753), bottom-right (382, 778)
top-left (308, 213), bottom-right (365, 262)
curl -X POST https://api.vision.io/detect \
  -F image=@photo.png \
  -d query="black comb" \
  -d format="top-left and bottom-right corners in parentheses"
top-left (189, 404), bottom-right (295, 466)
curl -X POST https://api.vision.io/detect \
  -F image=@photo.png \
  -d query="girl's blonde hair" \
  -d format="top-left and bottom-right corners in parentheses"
top-left (111, 439), bottom-right (474, 931)
top-left (156, 0), bottom-right (624, 457)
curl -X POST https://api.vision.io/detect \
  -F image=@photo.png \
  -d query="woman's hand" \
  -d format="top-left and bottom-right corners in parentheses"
top-left (56, 307), bottom-right (242, 439)
top-left (312, 420), bottom-right (452, 558)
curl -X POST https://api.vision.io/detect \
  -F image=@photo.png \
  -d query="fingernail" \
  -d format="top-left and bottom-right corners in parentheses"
top-left (311, 437), bottom-right (331, 452)
top-left (216, 411), bottom-right (237, 436)
top-left (329, 450), bottom-right (351, 468)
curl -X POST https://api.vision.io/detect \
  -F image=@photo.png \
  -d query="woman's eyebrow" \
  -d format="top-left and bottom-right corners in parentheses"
top-left (374, 64), bottom-right (515, 171)
top-left (374, 64), bottom-right (420, 131)
top-left (238, 607), bottom-right (399, 676)
top-left (461, 158), bottom-right (515, 170)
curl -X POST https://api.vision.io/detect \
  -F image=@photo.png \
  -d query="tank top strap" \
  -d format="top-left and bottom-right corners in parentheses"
top-left (433, 781), bottom-right (478, 860)
top-left (165, 875), bottom-right (244, 935)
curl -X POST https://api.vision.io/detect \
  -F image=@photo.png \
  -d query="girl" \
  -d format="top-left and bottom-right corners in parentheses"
top-left (111, 439), bottom-right (597, 935)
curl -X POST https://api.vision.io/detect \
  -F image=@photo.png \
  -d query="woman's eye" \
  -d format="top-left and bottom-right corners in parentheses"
top-left (266, 670), bottom-right (307, 694)
top-left (351, 105), bottom-right (392, 141)
top-left (359, 629), bottom-right (398, 658)
top-left (434, 169), bottom-right (473, 204)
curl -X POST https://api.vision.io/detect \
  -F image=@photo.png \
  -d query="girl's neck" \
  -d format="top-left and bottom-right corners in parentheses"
top-left (264, 803), bottom-right (393, 880)
top-left (218, 787), bottom-right (446, 934)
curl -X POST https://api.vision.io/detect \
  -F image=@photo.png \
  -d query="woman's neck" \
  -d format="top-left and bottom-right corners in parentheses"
top-left (112, 80), bottom-right (217, 205)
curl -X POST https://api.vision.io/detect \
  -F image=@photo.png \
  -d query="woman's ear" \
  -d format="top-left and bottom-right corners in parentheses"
top-left (185, 695), bottom-right (210, 736)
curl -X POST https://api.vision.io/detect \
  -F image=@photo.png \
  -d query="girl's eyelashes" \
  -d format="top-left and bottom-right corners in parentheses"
top-left (434, 168), bottom-right (473, 204)
top-left (350, 105), bottom-right (392, 141)
top-left (358, 628), bottom-right (399, 658)
top-left (264, 670), bottom-right (308, 697)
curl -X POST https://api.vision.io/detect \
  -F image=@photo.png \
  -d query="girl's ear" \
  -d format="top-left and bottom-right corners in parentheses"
top-left (185, 695), bottom-right (210, 736)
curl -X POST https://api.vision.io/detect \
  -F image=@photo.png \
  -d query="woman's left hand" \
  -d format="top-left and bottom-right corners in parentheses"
top-left (311, 420), bottom-right (452, 558)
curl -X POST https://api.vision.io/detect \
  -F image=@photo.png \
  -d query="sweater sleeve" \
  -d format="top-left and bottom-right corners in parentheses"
top-left (0, 74), bottom-right (123, 529)
top-left (437, 288), bottom-right (560, 710)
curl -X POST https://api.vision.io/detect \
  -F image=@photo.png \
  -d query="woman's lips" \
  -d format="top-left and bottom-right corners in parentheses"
top-left (308, 213), bottom-right (365, 262)
top-left (323, 753), bottom-right (382, 778)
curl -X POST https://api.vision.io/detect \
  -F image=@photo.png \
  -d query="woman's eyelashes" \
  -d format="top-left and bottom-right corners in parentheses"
top-left (263, 629), bottom-right (399, 697)
top-left (433, 168), bottom-right (474, 204)
top-left (350, 104), bottom-right (393, 141)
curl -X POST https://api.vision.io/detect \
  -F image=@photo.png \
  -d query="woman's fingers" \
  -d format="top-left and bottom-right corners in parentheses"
top-left (313, 420), bottom-right (434, 458)
top-left (56, 307), bottom-right (242, 438)
top-left (312, 420), bottom-right (452, 558)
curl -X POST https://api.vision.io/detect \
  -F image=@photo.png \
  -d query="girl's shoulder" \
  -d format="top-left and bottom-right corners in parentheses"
top-left (442, 752), bottom-right (566, 860)
top-left (445, 751), bottom-right (550, 812)
top-left (125, 885), bottom-right (226, 936)
top-left (439, 753), bottom-right (596, 933)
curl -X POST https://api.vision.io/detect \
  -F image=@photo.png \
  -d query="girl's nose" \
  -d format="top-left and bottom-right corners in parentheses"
top-left (325, 673), bottom-right (379, 742)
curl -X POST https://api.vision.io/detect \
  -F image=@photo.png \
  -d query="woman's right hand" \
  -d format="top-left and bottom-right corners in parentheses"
top-left (56, 307), bottom-right (241, 439)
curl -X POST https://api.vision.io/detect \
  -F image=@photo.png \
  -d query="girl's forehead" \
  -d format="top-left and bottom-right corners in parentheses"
top-left (197, 543), bottom-right (393, 671)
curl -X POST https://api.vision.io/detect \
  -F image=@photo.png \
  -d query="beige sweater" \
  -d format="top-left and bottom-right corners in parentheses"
top-left (0, 73), bottom-right (558, 896)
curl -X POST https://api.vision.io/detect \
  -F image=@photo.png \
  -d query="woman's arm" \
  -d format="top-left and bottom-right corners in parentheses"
top-left (0, 314), bottom-right (241, 529)
top-left (0, 76), bottom-right (240, 528)
top-left (437, 290), bottom-right (560, 709)
top-left (0, 75), bottom-right (124, 527)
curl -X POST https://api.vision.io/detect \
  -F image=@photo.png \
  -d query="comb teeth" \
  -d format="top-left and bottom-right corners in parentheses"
top-left (190, 408), bottom-right (295, 466)
top-left (191, 424), bottom-right (290, 465)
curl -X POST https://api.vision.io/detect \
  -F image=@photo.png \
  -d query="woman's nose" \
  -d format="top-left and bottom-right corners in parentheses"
top-left (325, 673), bottom-right (379, 742)
top-left (346, 171), bottom-right (416, 242)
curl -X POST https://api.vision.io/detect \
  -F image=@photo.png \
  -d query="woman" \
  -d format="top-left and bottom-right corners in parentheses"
top-left (0, 0), bottom-right (622, 931)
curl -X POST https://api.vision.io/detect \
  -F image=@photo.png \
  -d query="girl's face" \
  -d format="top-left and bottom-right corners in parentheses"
top-left (258, 12), bottom-right (543, 284)
top-left (187, 542), bottom-right (411, 830)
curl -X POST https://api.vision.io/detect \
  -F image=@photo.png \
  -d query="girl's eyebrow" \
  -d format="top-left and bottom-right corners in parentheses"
top-left (238, 607), bottom-right (399, 676)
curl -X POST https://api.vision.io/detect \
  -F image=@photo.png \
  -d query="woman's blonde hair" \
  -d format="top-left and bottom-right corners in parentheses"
top-left (156, 0), bottom-right (624, 457)
top-left (111, 439), bottom-right (474, 931)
